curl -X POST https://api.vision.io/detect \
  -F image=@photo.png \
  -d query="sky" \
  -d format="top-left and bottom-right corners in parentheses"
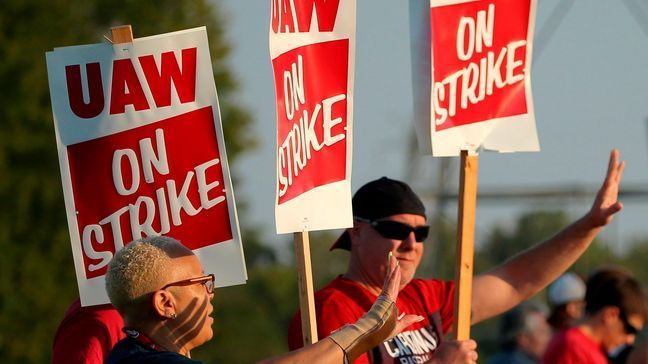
top-left (218, 1), bottom-right (648, 254)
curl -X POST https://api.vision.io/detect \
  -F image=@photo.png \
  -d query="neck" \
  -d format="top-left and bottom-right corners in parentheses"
top-left (129, 322), bottom-right (192, 357)
top-left (577, 323), bottom-right (599, 341)
top-left (576, 317), bottom-right (606, 348)
top-left (343, 263), bottom-right (383, 296)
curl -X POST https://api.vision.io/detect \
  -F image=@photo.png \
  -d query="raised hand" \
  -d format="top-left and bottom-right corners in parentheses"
top-left (587, 149), bottom-right (625, 227)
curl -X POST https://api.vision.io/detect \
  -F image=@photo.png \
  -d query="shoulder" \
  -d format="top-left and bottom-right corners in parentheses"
top-left (544, 328), bottom-right (575, 354)
top-left (56, 300), bottom-right (124, 335)
top-left (543, 328), bottom-right (605, 363)
top-left (414, 277), bottom-right (454, 290)
top-left (106, 339), bottom-right (202, 364)
top-left (401, 278), bottom-right (454, 302)
top-left (315, 276), bottom-right (374, 309)
top-left (52, 301), bottom-right (125, 364)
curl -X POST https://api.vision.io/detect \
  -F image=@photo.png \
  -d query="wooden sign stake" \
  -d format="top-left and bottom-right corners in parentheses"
top-left (294, 231), bottom-right (319, 345)
top-left (111, 25), bottom-right (133, 44)
top-left (452, 150), bottom-right (479, 340)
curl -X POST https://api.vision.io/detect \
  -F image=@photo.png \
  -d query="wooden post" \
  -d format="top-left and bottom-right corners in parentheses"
top-left (294, 231), bottom-right (319, 345)
top-left (452, 150), bottom-right (479, 340)
top-left (111, 25), bottom-right (133, 44)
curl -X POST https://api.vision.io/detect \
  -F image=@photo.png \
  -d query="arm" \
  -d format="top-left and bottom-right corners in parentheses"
top-left (471, 150), bottom-right (624, 323)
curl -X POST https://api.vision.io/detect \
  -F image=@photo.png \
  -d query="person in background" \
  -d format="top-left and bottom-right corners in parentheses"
top-left (51, 297), bottom-right (124, 364)
top-left (488, 302), bottom-right (552, 364)
top-left (542, 267), bottom-right (647, 364)
top-left (104, 236), bottom-right (445, 364)
top-left (546, 272), bottom-right (586, 331)
top-left (288, 150), bottom-right (624, 364)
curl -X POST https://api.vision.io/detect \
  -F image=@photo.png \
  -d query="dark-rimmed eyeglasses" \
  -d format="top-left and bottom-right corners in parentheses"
top-left (355, 217), bottom-right (430, 242)
top-left (161, 274), bottom-right (215, 294)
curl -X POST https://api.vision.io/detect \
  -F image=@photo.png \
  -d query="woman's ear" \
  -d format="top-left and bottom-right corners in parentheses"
top-left (151, 289), bottom-right (176, 319)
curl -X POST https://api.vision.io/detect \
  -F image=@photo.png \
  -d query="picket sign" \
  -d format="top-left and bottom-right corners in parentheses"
top-left (269, 0), bottom-right (357, 345)
top-left (47, 24), bottom-right (247, 306)
top-left (410, 0), bottom-right (540, 339)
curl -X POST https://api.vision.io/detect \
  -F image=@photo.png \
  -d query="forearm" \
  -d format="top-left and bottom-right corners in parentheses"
top-left (472, 214), bottom-right (601, 322)
top-left (500, 214), bottom-right (600, 291)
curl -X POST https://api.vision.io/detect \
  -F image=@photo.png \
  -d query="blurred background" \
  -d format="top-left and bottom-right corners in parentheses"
top-left (1, 0), bottom-right (647, 362)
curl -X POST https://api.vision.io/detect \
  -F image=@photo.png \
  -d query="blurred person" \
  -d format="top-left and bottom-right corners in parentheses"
top-left (288, 150), bottom-right (624, 363)
top-left (488, 301), bottom-right (551, 364)
top-left (546, 272), bottom-right (586, 331)
top-left (542, 268), bottom-right (647, 364)
top-left (51, 297), bottom-right (124, 364)
top-left (104, 236), bottom-right (467, 364)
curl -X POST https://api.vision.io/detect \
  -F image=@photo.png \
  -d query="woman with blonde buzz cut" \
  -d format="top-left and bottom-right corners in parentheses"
top-left (104, 236), bottom-right (430, 364)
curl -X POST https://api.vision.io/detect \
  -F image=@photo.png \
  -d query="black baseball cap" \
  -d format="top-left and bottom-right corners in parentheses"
top-left (331, 177), bottom-right (426, 250)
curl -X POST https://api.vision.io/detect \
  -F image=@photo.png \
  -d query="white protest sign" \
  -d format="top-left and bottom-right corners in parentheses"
top-left (46, 27), bottom-right (246, 306)
top-left (411, 0), bottom-right (540, 156)
top-left (269, 0), bottom-right (356, 234)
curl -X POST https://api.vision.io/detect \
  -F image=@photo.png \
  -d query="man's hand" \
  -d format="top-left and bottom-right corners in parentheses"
top-left (586, 149), bottom-right (625, 227)
top-left (429, 339), bottom-right (478, 364)
top-left (430, 340), bottom-right (478, 364)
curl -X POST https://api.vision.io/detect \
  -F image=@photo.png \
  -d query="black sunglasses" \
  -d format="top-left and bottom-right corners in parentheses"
top-left (619, 310), bottom-right (640, 335)
top-left (355, 217), bottom-right (430, 242)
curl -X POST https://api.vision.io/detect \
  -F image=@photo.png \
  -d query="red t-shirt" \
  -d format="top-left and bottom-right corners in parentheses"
top-left (288, 276), bottom-right (455, 364)
top-left (52, 298), bottom-right (125, 364)
top-left (542, 327), bottom-right (607, 364)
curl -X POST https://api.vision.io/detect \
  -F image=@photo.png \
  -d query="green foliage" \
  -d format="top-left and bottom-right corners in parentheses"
top-left (475, 210), bottom-right (570, 270)
top-left (0, 1), bottom-right (253, 362)
top-left (308, 230), bottom-right (350, 287)
top-left (618, 237), bottom-right (648, 279)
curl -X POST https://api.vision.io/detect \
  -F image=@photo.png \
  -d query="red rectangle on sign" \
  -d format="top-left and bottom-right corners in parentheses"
top-left (431, 0), bottom-right (530, 131)
top-left (273, 39), bottom-right (349, 204)
top-left (67, 106), bottom-right (232, 279)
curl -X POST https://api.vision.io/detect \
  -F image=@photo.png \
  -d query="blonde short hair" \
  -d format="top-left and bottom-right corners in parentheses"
top-left (105, 236), bottom-right (190, 315)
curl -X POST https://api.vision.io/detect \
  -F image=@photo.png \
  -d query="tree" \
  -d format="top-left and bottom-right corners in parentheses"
top-left (616, 237), bottom-right (648, 282)
top-left (0, 1), bottom-right (253, 362)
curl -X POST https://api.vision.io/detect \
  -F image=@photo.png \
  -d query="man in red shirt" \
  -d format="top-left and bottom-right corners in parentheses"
top-left (543, 268), bottom-right (647, 364)
top-left (52, 297), bottom-right (124, 364)
top-left (288, 150), bottom-right (625, 363)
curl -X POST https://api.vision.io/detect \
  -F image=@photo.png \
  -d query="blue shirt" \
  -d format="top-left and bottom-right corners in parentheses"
top-left (105, 337), bottom-right (203, 364)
